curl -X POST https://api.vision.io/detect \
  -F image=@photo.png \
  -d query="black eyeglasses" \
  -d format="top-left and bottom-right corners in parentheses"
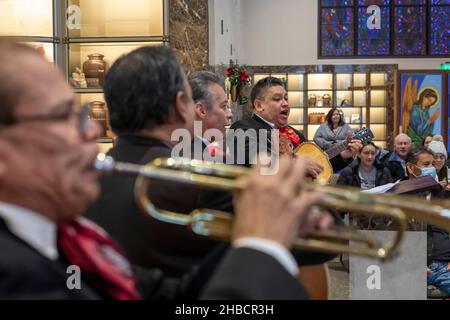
top-left (10, 104), bottom-right (90, 134)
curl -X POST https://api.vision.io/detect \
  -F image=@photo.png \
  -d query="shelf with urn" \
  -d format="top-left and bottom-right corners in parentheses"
top-left (0, 0), bottom-right (168, 150)
top-left (66, 0), bottom-right (168, 147)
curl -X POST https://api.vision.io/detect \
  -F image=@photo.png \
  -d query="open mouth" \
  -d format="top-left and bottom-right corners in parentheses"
top-left (280, 110), bottom-right (289, 117)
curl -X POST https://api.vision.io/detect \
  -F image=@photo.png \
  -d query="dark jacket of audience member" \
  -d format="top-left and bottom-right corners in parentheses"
top-left (337, 159), bottom-right (393, 188)
top-left (379, 151), bottom-right (408, 182)
top-left (427, 186), bottom-right (450, 266)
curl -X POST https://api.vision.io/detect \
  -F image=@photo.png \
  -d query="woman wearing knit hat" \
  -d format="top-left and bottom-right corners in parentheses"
top-left (428, 135), bottom-right (450, 190)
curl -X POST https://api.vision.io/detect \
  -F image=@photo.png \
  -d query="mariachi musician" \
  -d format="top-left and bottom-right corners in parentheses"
top-left (229, 76), bottom-right (363, 176)
top-left (229, 76), bottom-right (348, 267)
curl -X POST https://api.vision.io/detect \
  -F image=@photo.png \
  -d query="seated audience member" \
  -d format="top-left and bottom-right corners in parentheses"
top-left (422, 135), bottom-right (434, 151)
top-left (0, 40), bottom-right (329, 300)
top-left (428, 135), bottom-right (450, 190)
top-left (313, 108), bottom-right (353, 152)
top-left (313, 108), bottom-right (362, 172)
top-left (337, 142), bottom-right (392, 190)
top-left (379, 133), bottom-right (412, 181)
top-left (405, 149), bottom-right (450, 295)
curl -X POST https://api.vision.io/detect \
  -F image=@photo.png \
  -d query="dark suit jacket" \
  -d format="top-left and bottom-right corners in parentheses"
top-left (229, 115), bottom-right (339, 265)
top-left (0, 218), bottom-right (101, 300)
top-left (86, 135), bottom-right (231, 277)
top-left (0, 217), bottom-right (308, 300)
top-left (228, 115), bottom-right (306, 167)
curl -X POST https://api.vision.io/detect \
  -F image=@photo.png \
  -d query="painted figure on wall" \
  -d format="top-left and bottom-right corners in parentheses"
top-left (402, 75), bottom-right (441, 149)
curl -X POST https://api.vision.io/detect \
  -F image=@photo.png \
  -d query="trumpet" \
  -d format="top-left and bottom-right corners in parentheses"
top-left (95, 154), bottom-right (450, 261)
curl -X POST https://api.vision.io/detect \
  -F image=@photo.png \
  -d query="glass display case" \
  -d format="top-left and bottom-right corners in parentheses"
top-left (65, 0), bottom-right (167, 146)
top-left (253, 71), bottom-right (389, 148)
top-left (0, 0), bottom-right (55, 62)
top-left (1, 0), bottom-right (168, 148)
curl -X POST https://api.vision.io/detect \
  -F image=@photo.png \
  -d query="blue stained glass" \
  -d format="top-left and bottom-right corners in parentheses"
top-left (322, 0), bottom-right (354, 6)
top-left (448, 74), bottom-right (450, 151)
top-left (430, 6), bottom-right (450, 55)
top-left (321, 8), bottom-right (354, 56)
top-left (393, 0), bottom-right (426, 4)
top-left (357, 7), bottom-right (390, 55)
top-left (431, 0), bottom-right (450, 4)
top-left (394, 7), bottom-right (426, 55)
top-left (358, 0), bottom-right (390, 5)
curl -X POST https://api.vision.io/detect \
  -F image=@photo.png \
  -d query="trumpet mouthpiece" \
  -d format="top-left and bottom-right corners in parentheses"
top-left (94, 153), bottom-right (116, 172)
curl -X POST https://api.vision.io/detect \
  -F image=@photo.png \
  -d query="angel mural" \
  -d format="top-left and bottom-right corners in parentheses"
top-left (402, 77), bottom-right (440, 149)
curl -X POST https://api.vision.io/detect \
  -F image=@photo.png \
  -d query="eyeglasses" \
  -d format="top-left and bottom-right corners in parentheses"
top-left (10, 104), bottom-right (90, 134)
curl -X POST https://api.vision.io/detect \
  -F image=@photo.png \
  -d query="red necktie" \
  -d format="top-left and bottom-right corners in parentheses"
top-left (207, 144), bottom-right (224, 157)
top-left (279, 127), bottom-right (302, 149)
top-left (58, 218), bottom-right (140, 300)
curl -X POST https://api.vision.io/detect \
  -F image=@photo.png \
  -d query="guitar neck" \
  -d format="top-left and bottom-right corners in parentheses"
top-left (325, 141), bottom-right (349, 159)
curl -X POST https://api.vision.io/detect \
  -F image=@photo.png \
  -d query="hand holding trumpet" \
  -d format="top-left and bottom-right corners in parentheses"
top-left (232, 156), bottom-right (333, 249)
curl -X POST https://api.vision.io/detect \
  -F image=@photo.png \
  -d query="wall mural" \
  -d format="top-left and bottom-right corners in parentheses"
top-left (400, 73), bottom-right (443, 149)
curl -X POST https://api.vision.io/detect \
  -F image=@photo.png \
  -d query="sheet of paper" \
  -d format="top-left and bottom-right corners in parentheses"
top-left (361, 180), bottom-right (400, 194)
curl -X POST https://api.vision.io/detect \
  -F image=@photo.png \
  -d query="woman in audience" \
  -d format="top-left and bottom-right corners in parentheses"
top-left (337, 142), bottom-right (394, 229)
top-left (337, 142), bottom-right (393, 190)
top-left (422, 135), bottom-right (434, 150)
top-left (428, 135), bottom-right (450, 190)
top-left (313, 108), bottom-right (353, 151)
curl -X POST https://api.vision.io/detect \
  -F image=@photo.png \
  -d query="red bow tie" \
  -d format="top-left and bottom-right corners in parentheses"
top-left (58, 218), bottom-right (140, 300)
top-left (279, 127), bottom-right (302, 148)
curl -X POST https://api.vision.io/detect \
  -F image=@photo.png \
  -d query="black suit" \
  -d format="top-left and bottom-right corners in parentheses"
top-left (0, 217), bottom-right (308, 300)
top-left (0, 218), bottom-right (101, 300)
top-left (86, 135), bottom-right (231, 277)
top-left (228, 115), bottom-right (306, 167)
top-left (229, 115), bottom-right (340, 265)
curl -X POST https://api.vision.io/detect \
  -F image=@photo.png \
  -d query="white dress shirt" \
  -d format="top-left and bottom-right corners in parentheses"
top-left (233, 237), bottom-right (299, 276)
top-left (0, 202), bottom-right (58, 260)
top-left (254, 113), bottom-right (276, 129)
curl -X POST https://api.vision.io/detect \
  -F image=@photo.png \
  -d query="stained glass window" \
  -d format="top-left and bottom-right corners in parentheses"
top-left (358, 0), bottom-right (390, 5)
top-left (394, 6), bottom-right (426, 55)
top-left (319, 1), bottom-right (450, 57)
top-left (357, 6), bottom-right (390, 55)
top-left (430, 6), bottom-right (450, 55)
top-left (394, 0), bottom-right (426, 4)
top-left (321, 8), bottom-right (354, 56)
top-left (431, 0), bottom-right (450, 4)
top-left (321, 0), bottom-right (354, 6)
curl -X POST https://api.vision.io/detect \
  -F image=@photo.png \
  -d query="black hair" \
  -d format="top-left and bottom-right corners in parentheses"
top-left (326, 108), bottom-right (345, 128)
top-left (188, 71), bottom-right (224, 110)
top-left (406, 148), bottom-right (434, 165)
top-left (251, 77), bottom-right (285, 109)
top-left (104, 46), bottom-right (186, 134)
top-left (422, 135), bottom-right (434, 147)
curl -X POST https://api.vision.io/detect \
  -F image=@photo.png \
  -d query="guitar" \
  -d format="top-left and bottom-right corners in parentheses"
top-left (294, 127), bottom-right (374, 182)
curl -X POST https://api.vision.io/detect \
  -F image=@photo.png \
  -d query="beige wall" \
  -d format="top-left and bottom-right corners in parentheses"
top-left (237, 0), bottom-right (446, 69)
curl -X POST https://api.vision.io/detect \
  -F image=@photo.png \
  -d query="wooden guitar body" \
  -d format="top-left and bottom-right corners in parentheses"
top-left (299, 264), bottom-right (329, 300)
top-left (295, 142), bottom-right (333, 182)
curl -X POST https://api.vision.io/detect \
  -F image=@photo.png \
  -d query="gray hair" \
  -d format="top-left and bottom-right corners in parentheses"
top-left (188, 71), bottom-right (225, 110)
